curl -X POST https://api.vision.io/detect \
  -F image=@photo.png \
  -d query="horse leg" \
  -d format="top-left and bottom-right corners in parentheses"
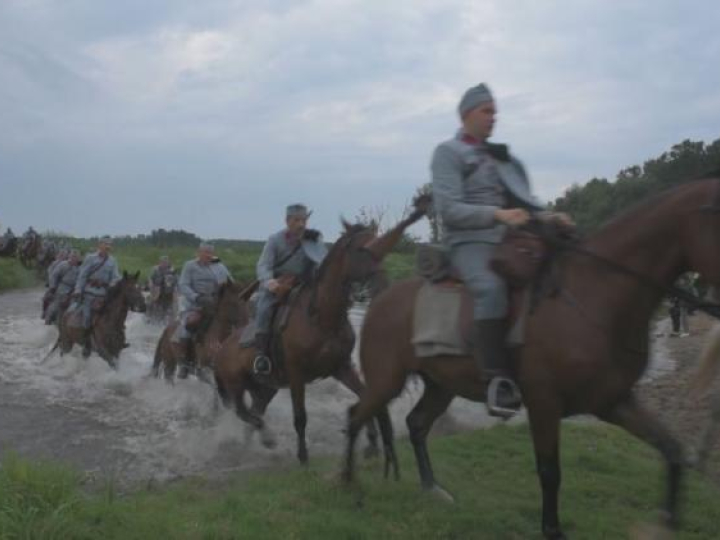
top-left (249, 386), bottom-right (279, 449)
top-left (599, 394), bottom-right (684, 530)
top-left (289, 380), bottom-right (309, 464)
top-left (342, 371), bottom-right (408, 484)
top-left (527, 399), bottom-right (565, 540)
top-left (333, 364), bottom-right (380, 459)
top-left (406, 376), bottom-right (455, 501)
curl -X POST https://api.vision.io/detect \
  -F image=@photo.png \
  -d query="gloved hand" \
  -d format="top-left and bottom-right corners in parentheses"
top-left (303, 228), bottom-right (321, 241)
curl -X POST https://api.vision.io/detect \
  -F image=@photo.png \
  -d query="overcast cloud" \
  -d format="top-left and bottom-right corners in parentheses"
top-left (1, 0), bottom-right (719, 240)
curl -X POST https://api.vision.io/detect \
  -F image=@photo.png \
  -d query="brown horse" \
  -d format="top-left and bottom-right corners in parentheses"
top-left (152, 281), bottom-right (248, 383)
top-left (213, 200), bottom-right (429, 464)
top-left (57, 271), bottom-right (146, 368)
top-left (343, 176), bottom-right (720, 539)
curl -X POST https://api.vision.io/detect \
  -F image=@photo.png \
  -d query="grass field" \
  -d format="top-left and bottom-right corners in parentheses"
top-left (0, 242), bottom-right (417, 294)
top-left (1, 423), bottom-right (718, 539)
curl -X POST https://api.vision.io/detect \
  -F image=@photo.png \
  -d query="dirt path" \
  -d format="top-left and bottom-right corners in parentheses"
top-left (638, 312), bottom-right (720, 485)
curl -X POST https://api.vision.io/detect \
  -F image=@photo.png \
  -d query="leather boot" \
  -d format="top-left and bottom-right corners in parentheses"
top-left (473, 319), bottom-right (522, 418)
top-left (177, 338), bottom-right (193, 379)
top-left (253, 332), bottom-right (272, 376)
top-left (81, 328), bottom-right (93, 358)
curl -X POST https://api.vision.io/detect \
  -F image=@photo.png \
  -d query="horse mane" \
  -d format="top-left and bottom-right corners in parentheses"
top-left (589, 177), bottom-right (719, 242)
top-left (102, 277), bottom-right (126, 311)
top-left (315, 223), bottom-right (370, 283)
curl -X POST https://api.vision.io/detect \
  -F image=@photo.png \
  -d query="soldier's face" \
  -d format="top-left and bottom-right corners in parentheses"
top-left (198, 248), bottom-right (213, 263)
top-left (99, 242), bottom-right (111, 255)
top-left (286, 216), bottom-right (307, 237)
top-left (464, 101), bottom-right (496, 140)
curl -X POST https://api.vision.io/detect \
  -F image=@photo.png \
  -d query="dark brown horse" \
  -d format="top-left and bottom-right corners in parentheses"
top-left (56, 271), bottom-right (146, 368)
top-left (213, 200), bottom-right (429, 464)
top-left (19, 234), bottom-right (40, 268)
top-left (343, 177), bottom-right (720, 539)
top-left (146, 272), bottom-right (178, 325)
top-left (152, 281), bottom-right (248, 383)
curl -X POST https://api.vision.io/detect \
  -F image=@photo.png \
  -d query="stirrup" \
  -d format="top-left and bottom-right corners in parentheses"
top-left (487, 377), bottom-right (522, 419)
top-left (253, 354), bottom-right (272, 376)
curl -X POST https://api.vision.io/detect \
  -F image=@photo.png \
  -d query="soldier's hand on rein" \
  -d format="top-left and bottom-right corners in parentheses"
top-left (494, 208), bottom-right (531, 227)
top-left (267, 279), bottom-right (280, 293)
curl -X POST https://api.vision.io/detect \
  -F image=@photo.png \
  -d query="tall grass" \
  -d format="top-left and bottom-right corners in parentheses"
top-left (0, 259), bottom-right (37, 292)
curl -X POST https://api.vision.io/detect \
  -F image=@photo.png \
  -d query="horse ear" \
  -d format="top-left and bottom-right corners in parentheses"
top-left (134, 270), bottom-right (140, 280)
top-left (341, 217), bottom-right (352, 232)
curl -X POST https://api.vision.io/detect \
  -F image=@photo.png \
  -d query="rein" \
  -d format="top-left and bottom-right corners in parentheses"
top-left (546, 236), bottom-right (720, 320)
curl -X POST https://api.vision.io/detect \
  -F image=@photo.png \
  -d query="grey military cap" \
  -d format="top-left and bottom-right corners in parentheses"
top-left (286, 204), bottom-right (312, 219)
top-left (458, 83), bottom-right (494, 118)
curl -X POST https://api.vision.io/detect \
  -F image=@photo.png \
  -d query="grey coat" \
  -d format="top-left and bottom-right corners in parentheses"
top-left (73, 252), bottom-right (121, 297)
top-left (178, 259), bottom-right (232, 312)
top-left (431, 132), bottom-right (544, 246)
top-left (256, 230), bottom-right (328, 286)
top-left (431, 131), bottom-right (545, 319)
top-left (49, 261), bottom-right (80, 297)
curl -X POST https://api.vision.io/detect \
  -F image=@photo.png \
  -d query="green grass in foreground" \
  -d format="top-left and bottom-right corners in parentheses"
top-left (0, 258), bottom-right (37, 292)
top-left (1, 423), bottom-right (718, 539)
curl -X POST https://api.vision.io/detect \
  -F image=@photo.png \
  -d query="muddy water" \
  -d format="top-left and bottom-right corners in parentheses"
top-left (0, 288), bottom-right (504, 485)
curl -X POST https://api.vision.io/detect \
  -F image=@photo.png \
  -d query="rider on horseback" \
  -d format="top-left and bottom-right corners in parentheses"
top-left (45, 249), bottom-right (82, 325)
top-left (252, 204), bottom-right (327, 376)
top-left (431, 83), bottom-right (558, 417)
top-left (71, 237), bottom-right (120, 357)
top-left (174, 242), bottom-right (232, 376)
top-left (148, 255), bottom-right (175, 295)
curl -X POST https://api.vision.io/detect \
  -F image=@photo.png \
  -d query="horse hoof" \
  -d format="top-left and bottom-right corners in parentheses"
top-left (363, 445), bottom-right (380, 460)
top-left (427, 484), bottom-right (455, 503)
top-left (298, 449), bottom-right (309, 465)
top-left (260, 430), bottom-right (277, 449)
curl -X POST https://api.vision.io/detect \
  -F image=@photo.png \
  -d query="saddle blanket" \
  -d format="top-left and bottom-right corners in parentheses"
top-left (412, 282), bottom-right (469, 358)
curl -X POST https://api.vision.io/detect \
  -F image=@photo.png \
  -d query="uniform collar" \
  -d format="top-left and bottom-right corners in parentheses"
top-left (457, 130), bottom-right (487, 148)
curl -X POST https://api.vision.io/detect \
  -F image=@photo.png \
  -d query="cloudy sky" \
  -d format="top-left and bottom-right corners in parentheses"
top-left (1, 0), bottom-right (719, 240)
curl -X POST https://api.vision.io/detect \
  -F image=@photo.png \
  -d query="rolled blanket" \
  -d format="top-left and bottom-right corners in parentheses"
top-left (416, 244), bottom-right (452, 282)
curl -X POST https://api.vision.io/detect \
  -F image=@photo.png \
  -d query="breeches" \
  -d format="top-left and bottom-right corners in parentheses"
top-left (450, 242), bottom-right (507, 320)
top-left (254, 288), bottom-right (278, 334)
top-left (80, 295), bottom-right (104, 328)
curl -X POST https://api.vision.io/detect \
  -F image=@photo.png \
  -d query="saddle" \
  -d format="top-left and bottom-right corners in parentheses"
top-left (240, 276), bottom-right (304, 380)
top-left (412, 223), bottom-right (561, 356)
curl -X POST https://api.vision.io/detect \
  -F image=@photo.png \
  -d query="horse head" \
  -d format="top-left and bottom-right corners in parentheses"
top-left (216, 281), bottom-right (247, 328)
top-left (324, 220), bottom-right (381, 287)
top-left (673, 177), bottom-right (720, 287)
top-left (120, 270), bottom-right (147, 313)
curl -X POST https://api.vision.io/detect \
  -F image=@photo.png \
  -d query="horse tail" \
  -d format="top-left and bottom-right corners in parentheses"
top-left (691, 322), bottom-right (720, 395)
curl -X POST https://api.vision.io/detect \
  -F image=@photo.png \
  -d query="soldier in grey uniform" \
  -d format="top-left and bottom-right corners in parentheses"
top-left (45, 249), bottom-right (82, 325)
top-left (45, 249), bottom-right (68, 287)
top-left (148, 255), bottom-right (175, 292)
top-left (72, 237), bottom-right (121, 357)
top-left (252, 203), bottom-right (328, 375)
top-left (174, 242), bottom-right (232, 372)
top-left (431, 83), bottom-right (571, 417)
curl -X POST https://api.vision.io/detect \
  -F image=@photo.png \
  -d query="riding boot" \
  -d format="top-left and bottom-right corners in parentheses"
top-left (473, 319), bottom-right (522, 418)
top-left (253, 332), bottom-right (272, 376)
top-left (81, 328), bottom-right (93, 358)
top-left (177, 338), bottom-right (193, 379)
